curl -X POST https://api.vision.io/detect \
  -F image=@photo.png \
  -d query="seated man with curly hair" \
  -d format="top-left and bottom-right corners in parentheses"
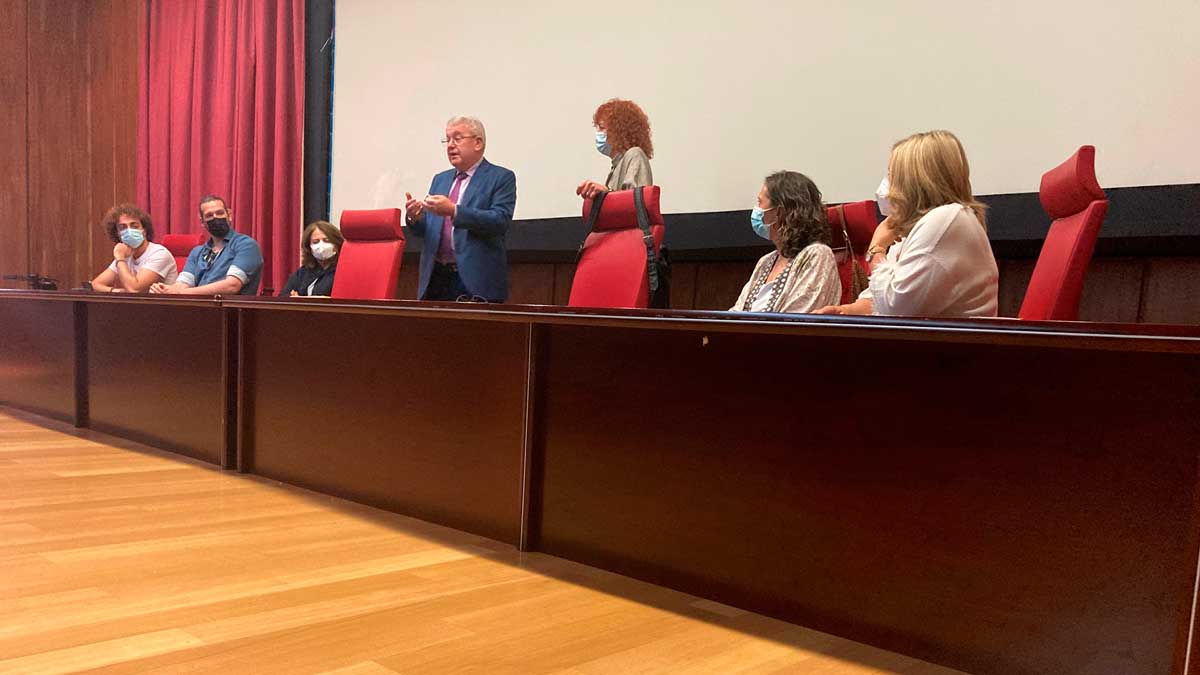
top-left (731, 171), bottom-right (841, 313)
top-left (576, 98), bottom-right (655, 200)
top-left (90, 204), bottom-right (178, 293)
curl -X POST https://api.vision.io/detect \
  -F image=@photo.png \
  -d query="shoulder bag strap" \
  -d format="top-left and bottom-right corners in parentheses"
top-left (632, 187), bottom-right (659, 292)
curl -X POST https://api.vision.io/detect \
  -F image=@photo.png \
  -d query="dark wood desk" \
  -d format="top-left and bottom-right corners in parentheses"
top-left (4, 289), bottom-right (1200, 675)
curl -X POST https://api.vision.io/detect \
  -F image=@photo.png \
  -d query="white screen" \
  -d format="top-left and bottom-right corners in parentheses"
top-left (330, 1), bottom-right (1200, 224)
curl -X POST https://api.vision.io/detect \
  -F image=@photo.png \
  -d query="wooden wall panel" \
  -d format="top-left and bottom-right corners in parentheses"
top-left (396, 257), bottom-right (420, 299)
top-left (26, 0), bottom-right (91, 291)
top-left (0, 0), bottom-right (29, 289)
top-left (997, 259), bottom-right (1035, 318)
top-left (552, 263), bottom-right (575, 305)
top-left (693, 261), bottom-right (755, 310)
top-left (1141, 258), bottom-right (1200, 325)
top-left (509, 263), bottom-right (556, 305)
top-left (668, 262), bottom-right (698, 310)
top-left (86, 0), bottom-right (141, 281)
top-left (1076, 258), bottom-right (1145, 324)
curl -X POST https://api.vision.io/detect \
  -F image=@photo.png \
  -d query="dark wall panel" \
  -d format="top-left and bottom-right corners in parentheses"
top-left (1075, 258), bottom-right (1145, 324)
top-left (26, 0), bottom-right (91, 290)
top-left (693, 261), bottom-right (754, 311)
top-left (86, 0), bottom-right (141, 281)
top-left (509, 263), bottom-right (556, 305)
top-left (535, 323), bottom-right (1200, 675)
top-left (0, 298), bottom-right (76, 421)
top-left (243, 309), bottom-right (528, 544)
top-left (0, 0), bottom-right (29, 289)
top-left (1142, 258), bottom-right (1200, 325)
top-left (88, 302), bottom-right (227, 465)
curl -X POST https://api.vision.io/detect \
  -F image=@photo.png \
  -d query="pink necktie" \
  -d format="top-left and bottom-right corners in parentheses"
top-left (436, 172), bottom-right (468, 262)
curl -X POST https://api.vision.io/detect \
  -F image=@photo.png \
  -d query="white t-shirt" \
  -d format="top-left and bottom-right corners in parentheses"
top-left (859, 204), bottom-right (998, 317)
top-left (107, 242), bottom-right (179, 287)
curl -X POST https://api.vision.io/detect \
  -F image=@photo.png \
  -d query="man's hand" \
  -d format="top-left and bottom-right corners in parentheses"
top-left (423, 195), bottom-right (456, 217)
top-left (113, 243), bottom-right (132, 261)
top-left (149, 282), bottom-right (171, 294)
top-left (813, 305), bottom-right (845, 315)
top-left (405, 192), bottom-right (424, 222)
top-left (576, 180), bottom-right (608, 200)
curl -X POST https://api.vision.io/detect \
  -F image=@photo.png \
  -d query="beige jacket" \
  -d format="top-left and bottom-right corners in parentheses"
top-left (731, 243), bottom-right (842, 313)
top-left (605, 147), bottom-right (653, 191)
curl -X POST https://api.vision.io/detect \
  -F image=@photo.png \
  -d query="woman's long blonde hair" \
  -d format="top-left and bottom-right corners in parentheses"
top-left (886, 130), bottom-right (987, 236)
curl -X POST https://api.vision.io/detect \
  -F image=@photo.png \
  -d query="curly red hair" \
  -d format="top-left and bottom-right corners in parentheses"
top-left (592, 98), bottom-right (653, 159)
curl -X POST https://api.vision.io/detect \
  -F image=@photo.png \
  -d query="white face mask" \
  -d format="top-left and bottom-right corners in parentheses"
top-left (311, 240), bottom-right (336, 261)
top-left (876, 177), bottom-right (893, 217)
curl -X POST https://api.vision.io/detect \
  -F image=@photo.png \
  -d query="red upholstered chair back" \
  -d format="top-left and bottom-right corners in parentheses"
top-left (568, 186), bottom-right (665, 309)
top-left (826, 200), bottom-right (878, 304)
top-left (162, 232), bottom-right (207, 273)
top-left (1018, 146), bottom-right (1109, 321)
top-left (331, 208), bottom-right (406, 300)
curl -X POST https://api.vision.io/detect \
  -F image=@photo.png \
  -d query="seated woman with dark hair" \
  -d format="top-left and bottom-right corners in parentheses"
top-left (576, 98), bottom-right (654, 199)
top-left (90, 204), bottom-right (177, 293)
top-left (730, 171), bottom-right (841, 313)
top-left (280, 220), bottom-right (343, 297)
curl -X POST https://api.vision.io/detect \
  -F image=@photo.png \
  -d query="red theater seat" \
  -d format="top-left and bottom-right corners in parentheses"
top-left (331, 208), bottom-right (406, 300)
top-left (162, 232), bottom-right (207, 273)
top-left (1019, 146), bottom-right (1109, 321)
top-left (827, 200), bottom-right (878, 304)
top-left (568, 186), bottom-right (665, 309)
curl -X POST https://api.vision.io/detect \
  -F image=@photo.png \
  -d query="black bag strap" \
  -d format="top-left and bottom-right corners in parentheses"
top-left (632, 186), bottom-right (659, 292)
top-left (574, 191), bottom-right (609, 265)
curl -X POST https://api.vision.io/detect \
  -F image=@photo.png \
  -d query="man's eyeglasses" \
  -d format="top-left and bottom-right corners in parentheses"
top-left (455, 294), bottom-right (489, 303)
top-left (440, 135), bottom-right (478, 146)
top-left (200, 248), bottom-right (218, 266)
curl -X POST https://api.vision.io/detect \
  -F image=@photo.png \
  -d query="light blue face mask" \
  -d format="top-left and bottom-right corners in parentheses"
top-left (595, 131), bottom-right (611, 157)
top-left (750, 207), bottom-right (776, 240)
top-left (119, 228), bottom-right (146, 248)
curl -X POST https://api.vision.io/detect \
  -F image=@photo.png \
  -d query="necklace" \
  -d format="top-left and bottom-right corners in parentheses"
top-left (742, 252), bottom-right (797, 312)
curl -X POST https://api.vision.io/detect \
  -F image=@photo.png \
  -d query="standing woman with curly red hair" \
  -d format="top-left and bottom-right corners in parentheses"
top-left (576, 98), bottom-right (654, 199)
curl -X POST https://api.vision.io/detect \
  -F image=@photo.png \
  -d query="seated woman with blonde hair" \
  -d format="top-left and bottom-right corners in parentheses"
top-left (90, 204), bottom-right (177, 293)
top-left (817, 130), bottom-right (998, 317)
top-left (731, 171), bottom-right (841, 313)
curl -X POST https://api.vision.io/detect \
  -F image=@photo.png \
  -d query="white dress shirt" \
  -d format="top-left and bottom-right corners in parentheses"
top-left (859, 204), bottom-right (999, 317)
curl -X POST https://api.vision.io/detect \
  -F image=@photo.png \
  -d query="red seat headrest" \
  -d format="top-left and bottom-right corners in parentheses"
top-left (1039, 145), bottom-right (1105, 219)
top-left (826, 200), bottom-right (878, 255)
top-left (340, 208), bottom-right (405, 241)
top-left (582, 186), bottom-right (663, 232)
top-left (162, 232), bottom-right (206, 257)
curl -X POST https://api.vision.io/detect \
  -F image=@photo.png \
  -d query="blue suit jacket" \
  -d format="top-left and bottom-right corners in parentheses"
top-left (408, 158), bottom-right (517, 302)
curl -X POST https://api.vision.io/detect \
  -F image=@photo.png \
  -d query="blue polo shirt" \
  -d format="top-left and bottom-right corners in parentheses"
top-left (179, 231), bottom-right (263, 295)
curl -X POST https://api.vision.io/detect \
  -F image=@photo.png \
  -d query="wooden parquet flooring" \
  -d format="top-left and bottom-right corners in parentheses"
top-left (0, 407), bottom-right (965, 674)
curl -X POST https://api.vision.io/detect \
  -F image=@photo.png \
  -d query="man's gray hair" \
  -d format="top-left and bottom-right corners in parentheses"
top-left (446, 115), bottom-right (486, 145)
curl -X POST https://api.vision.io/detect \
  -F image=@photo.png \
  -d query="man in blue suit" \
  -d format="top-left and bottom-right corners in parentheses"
top-left (404, 116), bottom-right (517, 302)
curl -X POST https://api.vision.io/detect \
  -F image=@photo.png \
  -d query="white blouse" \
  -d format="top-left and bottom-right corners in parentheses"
top-left (859, 204), bottom-right (999, 318)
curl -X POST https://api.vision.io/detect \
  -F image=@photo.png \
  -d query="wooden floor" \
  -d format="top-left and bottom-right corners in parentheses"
top-left (0, 407), bottom-right (965, 675)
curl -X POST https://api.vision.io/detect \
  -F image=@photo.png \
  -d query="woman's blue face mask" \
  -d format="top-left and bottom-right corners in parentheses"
top-left (750, 206), bottom-right (777, 240)
top-left (595, 130), bottom-right (611, 157)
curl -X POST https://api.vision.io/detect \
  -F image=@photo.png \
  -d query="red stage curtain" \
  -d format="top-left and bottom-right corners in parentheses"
top-left (137, 0), bottom-right (305, 293)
